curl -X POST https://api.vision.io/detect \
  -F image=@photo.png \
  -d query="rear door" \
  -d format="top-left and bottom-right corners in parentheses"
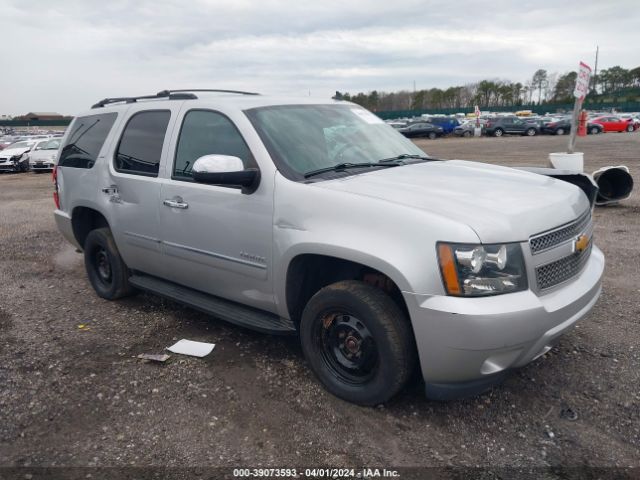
top-left (106, 104), bottom-right (180, 278)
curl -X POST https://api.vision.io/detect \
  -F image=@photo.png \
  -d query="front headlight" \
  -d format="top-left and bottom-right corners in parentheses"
top-left (437, 242), bottom-right (528, 297)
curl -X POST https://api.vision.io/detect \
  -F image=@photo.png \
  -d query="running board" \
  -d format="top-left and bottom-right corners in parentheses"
top-left (129, 274), bottom-right (296, 335)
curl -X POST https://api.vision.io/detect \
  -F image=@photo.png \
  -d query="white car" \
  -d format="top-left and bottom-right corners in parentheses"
top-left (0, 140), bottom-right (35, 172)
top-left (29, 138), bottom-right (61, 172)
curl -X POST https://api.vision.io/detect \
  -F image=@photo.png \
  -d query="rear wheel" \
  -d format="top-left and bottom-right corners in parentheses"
top-left (590, 126), bottom-right (600, 134)
top-left (493, 128), bottom-right (504, 137)
top-left (428, 132), bottom-right (437, 140)
top-left (555, 128), bottom-right (565, 135)
top-left (627, 124), bottom-right (634, 132)
top-left (84, 227), bottom-right (135, 300)
top-left (462, 131), bottom-right (471, 138)
top-left (525, 128), bottom-right (537, 136)
top-left (300, 280), bottom-right (416, 406)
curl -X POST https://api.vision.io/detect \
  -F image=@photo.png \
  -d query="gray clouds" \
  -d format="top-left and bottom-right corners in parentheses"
top-left (3, 0), bottom-right (638, 114)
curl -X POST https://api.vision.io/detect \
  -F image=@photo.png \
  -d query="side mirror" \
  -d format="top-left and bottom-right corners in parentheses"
top-left (192, 155), bottom-right (260, 194)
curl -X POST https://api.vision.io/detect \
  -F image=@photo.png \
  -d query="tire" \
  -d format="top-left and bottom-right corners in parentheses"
top-left (300, 280), bottom-right (416, 406)
top-left (555, 128), bottom-right (565, 136)
top-left (525, 128), bottom-right (537, 136)
top-left (428, 132), bottom-right (437, 140)
top-left (84, 227), bottom-right (135, 300)
top-left (590, 126), bottom-right (600, 135)
top-left (627, 124), bottom-right (634, 132)
top-left (493, 128), bottom-right (504, 137)
top-left (462, 131), bottom-right (471, 138)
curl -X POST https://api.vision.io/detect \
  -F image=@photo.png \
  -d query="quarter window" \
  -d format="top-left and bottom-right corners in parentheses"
top-left (58, 113), bottom-right (117, 169)
top-left (173, 110), bottom-right (251, 180)
top-left (114, 110), bottom-right (170, 176)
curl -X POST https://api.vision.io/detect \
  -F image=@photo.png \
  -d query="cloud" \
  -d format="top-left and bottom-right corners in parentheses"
top-left (2, 0), bottom-right (638, 115)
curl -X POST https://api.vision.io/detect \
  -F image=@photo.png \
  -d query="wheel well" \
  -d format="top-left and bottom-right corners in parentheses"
top-left (285, 254), bottom-right (410, 326)
top-left (71, 207), bottom-right (109, 249)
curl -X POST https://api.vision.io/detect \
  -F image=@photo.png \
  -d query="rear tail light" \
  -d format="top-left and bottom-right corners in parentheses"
top-left (53, 166), bottom-right (60, 209)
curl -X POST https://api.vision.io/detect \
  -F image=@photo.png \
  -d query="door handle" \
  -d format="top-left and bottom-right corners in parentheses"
top-left (163, 196), bottom-right (189, 209)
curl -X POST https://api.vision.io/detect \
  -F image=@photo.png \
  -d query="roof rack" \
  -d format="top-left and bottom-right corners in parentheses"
top-left (91, 88), bottom-right (260, 109)
top-left (157, 89), bottom-right (260, 96)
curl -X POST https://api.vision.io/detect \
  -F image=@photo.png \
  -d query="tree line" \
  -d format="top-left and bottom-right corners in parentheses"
top-left (335, 65), bottom-right (640, 112)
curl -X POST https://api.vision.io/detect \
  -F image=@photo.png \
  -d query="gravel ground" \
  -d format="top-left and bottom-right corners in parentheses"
top-left (0, 133), bottom-right (638, 477)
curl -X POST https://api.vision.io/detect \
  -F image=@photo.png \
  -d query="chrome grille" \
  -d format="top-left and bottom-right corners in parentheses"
top-left (530, 211), bottom-right (591, 254)
top-left (535, 243), bottom-right (592, 290)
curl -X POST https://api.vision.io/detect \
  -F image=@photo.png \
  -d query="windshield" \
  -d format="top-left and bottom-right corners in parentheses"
top-left (7, 141), bottom-right (32, 150)
top-left (42, 139), bottom-right (61, 150)
top-left (246, 104), bottom-right (427, 180)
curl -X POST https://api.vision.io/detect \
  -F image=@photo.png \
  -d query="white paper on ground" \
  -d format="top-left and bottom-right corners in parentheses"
top-left (167, 339), bottom-right (215, 357)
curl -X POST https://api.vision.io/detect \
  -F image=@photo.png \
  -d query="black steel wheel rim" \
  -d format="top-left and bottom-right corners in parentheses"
top-left (316, 312), bottom-right (379, 384)
top-left (94, 247), bottom-right (112, 284)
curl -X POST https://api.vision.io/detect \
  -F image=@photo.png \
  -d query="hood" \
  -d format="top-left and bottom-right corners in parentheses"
top-left (0, 147), bottom-right (30, 157)
top-left (313, 160), bottom-right (590, 243)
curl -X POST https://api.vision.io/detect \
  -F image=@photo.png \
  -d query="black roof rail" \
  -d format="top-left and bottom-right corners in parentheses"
top-left (91, 88), bottom-right (259, 109)
top-left (157, 89), bottom-right (260, 96)
top-left (91, 91), bottom-right (197, 109)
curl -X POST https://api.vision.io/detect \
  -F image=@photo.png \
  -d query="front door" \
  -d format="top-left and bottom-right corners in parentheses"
top-left (158, 109), bottom-right (275, 313)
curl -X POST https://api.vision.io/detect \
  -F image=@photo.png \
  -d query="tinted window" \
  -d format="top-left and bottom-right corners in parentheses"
top-left (58, 113), bottom-right (117, 169)
top-left (114, 110), bottom-right (170, 176)
top-left (173, 110), bottom-right (251, 180)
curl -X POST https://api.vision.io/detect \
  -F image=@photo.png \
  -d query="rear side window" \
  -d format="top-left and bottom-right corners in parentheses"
top-left (58, 113), bottom-right (117, 168)
top-left (173, 110), bottom-right (251, 180)
top-left (114, 110), bottom-right (170, 177)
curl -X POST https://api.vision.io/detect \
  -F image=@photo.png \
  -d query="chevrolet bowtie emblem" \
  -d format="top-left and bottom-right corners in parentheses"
top-left (574, 234), bottom-right (590, 253)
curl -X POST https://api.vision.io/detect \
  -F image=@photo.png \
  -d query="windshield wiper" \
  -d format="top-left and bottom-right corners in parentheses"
top-left (377, 153), bottom-right (434, 164)
top-left (303, 162), bottom-right (399, 179)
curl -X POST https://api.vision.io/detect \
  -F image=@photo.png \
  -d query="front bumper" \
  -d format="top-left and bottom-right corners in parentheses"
top-left (30, 162), bottom-right (55, 171)
top-left (403, 245), bottom-right (604, 398)
top-left (0, 162), bottom-right (19, 171)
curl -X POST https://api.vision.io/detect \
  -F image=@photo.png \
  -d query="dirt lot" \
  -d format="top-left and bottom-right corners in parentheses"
top-left (0, 133), bottom-right (639, 476)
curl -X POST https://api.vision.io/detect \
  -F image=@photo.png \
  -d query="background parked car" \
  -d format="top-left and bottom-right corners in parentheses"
top-left (398, 122), bottom-right (444, 139)
top-left (425, 116), bottom-right (461, 135)
top-left (542, 118), bottom-right (604, 135)
top-left (590, 116), bottom-right (637, 133)
top-left (28, 138), bottom-right (61, 172)
top-left (453, 119), bottom-right (486, 137)
top-left (483, 116), bottom-right (539, 137)
top-left (0, 140), bottom-right (35, 172)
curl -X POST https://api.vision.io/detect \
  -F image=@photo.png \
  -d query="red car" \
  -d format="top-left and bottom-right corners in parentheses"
top-left (590, 115), bottom-right (637, 133)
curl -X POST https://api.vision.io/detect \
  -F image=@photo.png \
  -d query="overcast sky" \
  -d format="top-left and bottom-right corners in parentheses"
top-left (3, 0), bottom-right (639, 115)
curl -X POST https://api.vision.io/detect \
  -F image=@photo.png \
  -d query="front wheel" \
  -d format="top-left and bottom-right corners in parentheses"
top-left (300, 280), bottom-right (416, 406)
top-left (590, 126), bottom-right (600, 134)
top-left (84, 227), bottom-right (135, 300)
top-left (555, 128), bottom-right (565, 135)
top-left (428, 132), bottom-right (437, 140)
top-left (493, 128), bottom-right (504, 137)
top-left (525, 128), bottom-right (537, 136)
top-left (627, 124), bottom-right (634, 132)
top-left (462, 131), bottom-right (471, 138)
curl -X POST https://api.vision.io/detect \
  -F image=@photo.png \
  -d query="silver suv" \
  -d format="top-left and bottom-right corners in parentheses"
top-left (54, 89), bottom-right (604, 405)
